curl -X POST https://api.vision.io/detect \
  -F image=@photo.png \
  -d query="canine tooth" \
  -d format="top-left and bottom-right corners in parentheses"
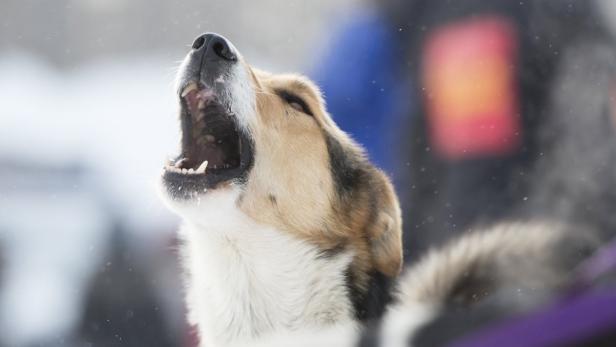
top-left (181, 83), bottom-right (198, 97)
top-left (196, 160), bottom-right (208, 174)
top-left (197, 100), bottom-right (206, 109)
top-left (175, 158), bottom-right (187, 168)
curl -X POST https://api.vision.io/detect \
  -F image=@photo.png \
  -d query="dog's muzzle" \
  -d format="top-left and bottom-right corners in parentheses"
top-left (163, 33), bottom-right (254, 198)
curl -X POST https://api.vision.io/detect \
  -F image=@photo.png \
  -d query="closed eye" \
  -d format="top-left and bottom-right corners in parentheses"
top-left (276, 90), bottom-right (313, 116)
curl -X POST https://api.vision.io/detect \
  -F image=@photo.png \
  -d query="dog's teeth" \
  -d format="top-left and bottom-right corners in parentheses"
top-left (181, 83), bottom-right (198, 97)
top-left (197, 100), bottom-right (206, 109)
top-left (196, 160), bottom-right (208, 174)
top-left (182, 168), bottom-right (188, 174)
top-left (188, 168), bottom-right (195, 174)
top-left (175, 158), bottom-right (187, 168)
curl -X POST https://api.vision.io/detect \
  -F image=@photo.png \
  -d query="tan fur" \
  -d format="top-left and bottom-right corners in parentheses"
top-left (394, 221), bottom-right (587, 310)
top-left (238, 68), bottom-right (403, 279)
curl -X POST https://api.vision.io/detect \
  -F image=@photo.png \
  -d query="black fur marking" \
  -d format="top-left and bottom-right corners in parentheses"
top-left (325, 135), bottom-right (363, 196)
top-left (447, 271), bottom-right (495, 307)
top-left (345, 269), bottom-right (394, 323)
top-left (357, 320), bottom-right (383, 347)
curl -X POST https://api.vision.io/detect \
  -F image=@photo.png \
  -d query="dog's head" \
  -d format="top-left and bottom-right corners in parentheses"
top-left (161, 33), bottom-right (402, 278)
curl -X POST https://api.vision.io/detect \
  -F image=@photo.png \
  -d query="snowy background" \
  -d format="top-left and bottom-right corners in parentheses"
top-left (0, 1), bottom-right (358, 346)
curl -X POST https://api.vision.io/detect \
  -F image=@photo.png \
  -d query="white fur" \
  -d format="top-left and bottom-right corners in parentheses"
top-left (245, 322), bottom-right (360, 347)
top-left (164, 187), bottom-right (355, 347)
top-left (219, 38), bottom-right (256, 134)
top-left (379, 303), bottom-right (434, 347)
top-left (223, 63), bottom-right (256, 133)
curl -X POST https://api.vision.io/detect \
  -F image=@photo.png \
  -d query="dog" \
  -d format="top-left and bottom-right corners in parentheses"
top-left (160, 33), bottom-right (403, 347)
top-left (159, 33), bottom-right (610, 347)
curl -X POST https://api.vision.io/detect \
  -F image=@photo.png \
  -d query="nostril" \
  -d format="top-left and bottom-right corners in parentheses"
top-left (212, 39), bottom-right (237, 61)
top-left (213, 42), bottom-right (225, 56)
top-left (192, 36), bottom-right (206, 50)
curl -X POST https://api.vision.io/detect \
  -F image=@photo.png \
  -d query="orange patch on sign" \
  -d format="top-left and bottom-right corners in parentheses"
top-left (423, 17), bottom-right (521, 160)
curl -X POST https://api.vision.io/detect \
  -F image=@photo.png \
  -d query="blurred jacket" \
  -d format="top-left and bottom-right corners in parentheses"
top-left (314, 0), bottom-right (616, 262)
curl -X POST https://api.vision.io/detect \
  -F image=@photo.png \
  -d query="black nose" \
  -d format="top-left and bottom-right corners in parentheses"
top-left (191, 33), bottom-right (237, 62)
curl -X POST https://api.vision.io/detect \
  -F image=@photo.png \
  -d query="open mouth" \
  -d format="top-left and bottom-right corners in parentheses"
top-left (163, 82), bottom-right (253, 193)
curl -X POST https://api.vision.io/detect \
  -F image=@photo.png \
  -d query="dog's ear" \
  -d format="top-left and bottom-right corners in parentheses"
top-left (368, 178), bottom-right (403, 278)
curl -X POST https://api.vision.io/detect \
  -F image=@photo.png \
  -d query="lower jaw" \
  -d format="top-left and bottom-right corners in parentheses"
top-left (162, 165), bottom-right (249, 199)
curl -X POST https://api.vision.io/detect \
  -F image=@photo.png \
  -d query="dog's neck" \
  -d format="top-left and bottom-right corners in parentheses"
top-left (176, 189), bottom-right (355, 346)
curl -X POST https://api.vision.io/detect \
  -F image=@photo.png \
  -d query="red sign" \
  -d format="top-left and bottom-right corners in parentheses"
top-left (423, 16), bottom-right (521, 160)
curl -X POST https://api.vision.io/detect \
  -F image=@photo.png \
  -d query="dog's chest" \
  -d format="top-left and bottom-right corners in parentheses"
top-left (179, 197), bottom-right (354, 345)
